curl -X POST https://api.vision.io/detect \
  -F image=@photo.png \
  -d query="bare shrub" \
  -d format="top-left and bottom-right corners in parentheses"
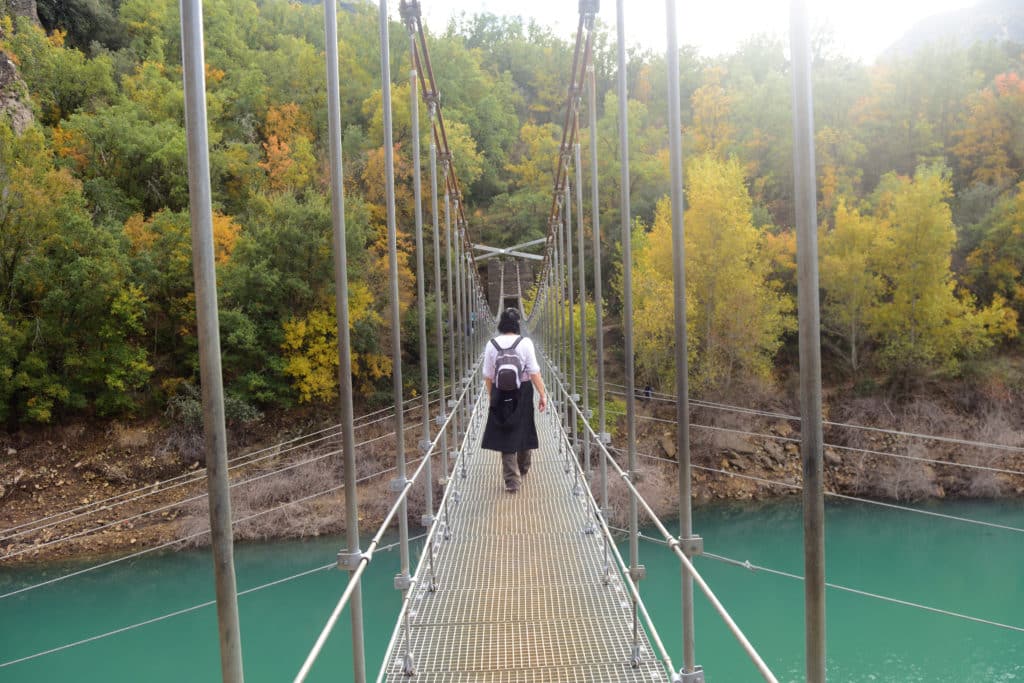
top-left (901, 398), bottom-right (960, 438)
top-left (968, 406), bottom-right (1023, 447)
top-left (966, 464), bottom-right (1007, 498)
top-left (601, 460), bottom-right (679, 530)
top-left (176, 499), bottom-right (210, 549)
top-left (877, 443), bottom-right (937, 502)
top-left (157, 429), bottom-right (204, 465)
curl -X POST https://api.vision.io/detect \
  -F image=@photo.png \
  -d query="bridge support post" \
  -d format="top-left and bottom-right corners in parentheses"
top-left (662, 0), bottom-right (703, 676)
top-left (587, 62), bottom-right (610, 536)
top-left (790, 2), bottom-right (827, 681)
top-left (324, 0), bottom-right (367, 679)
top-left (454, 215), bottom-right (465, 446)
top-left (574, 128), bottom-right (591, 493)
top-left (615, 0), bottom-right (642, 629)
top-left (677, 667), bottom-right (705, 682)
top-left (428, 101), bottom-right (449, 490)
top-left (404, 3), bottom-right (434, 550)
top-left (377, 9), bottom-right (415, 682)
top-left (445, 188), bottom-right (459, 472)
top-left (565, 182), bottom-right (578, 491)
top-left (179, 2), bottom-right (244, 681)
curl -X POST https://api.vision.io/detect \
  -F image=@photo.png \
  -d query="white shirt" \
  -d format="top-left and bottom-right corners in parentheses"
top-left (482, 334), bottom-right (539, 384)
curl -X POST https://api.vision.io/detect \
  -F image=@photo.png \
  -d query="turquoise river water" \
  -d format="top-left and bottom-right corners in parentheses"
top-left (1, 499), bottom-right (1022, 682)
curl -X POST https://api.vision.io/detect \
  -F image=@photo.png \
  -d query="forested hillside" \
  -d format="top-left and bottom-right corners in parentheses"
top-left (886, 0), bottom-right (1024, 58)
top-left (1, 0), bottom-right (1023, 431)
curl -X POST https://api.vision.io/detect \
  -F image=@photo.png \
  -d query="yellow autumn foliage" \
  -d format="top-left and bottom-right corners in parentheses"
top-left (630, 156), bottom-right (794, 391)
top-left (281, 282), bottom-right (392, 403)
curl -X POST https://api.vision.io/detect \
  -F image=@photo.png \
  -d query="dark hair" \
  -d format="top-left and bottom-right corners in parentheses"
top-left (497, 307), bottom-right (520, 334)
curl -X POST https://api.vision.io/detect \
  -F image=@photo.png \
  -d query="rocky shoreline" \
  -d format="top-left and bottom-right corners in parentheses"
top-left (2, 396), bottom-right (1023, 566)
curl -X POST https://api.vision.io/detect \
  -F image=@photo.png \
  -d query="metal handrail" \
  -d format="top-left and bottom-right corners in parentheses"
top-left (542, 351), bottom-right (780, 683)
top-left (543, 368), bottom-right (679, 681)
top-left (373, 387), bottom-right (486, 683)
top-left (293, 357), bottom-right (483, 683)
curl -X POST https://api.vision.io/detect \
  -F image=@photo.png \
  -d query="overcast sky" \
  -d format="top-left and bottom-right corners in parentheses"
top-left (417, 0), bottom-right (979, 63)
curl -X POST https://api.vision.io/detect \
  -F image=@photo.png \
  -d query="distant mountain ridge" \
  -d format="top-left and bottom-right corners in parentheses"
top-left (884, 0), bottom-right (1024, 58)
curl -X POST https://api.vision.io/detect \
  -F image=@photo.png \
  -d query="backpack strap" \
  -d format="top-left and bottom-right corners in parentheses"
top-left (509, 335), bottom-right (523, 350)
top-left (490, 338), bottom-right (503, 353)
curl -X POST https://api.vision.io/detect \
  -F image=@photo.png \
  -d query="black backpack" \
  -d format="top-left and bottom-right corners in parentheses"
top-left (491, 336), bottom-right (524, 392)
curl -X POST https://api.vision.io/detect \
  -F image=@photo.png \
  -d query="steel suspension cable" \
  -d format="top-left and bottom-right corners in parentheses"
top-left (614, 445), bottom-right (1024, 535)
top-left (428, 94), bottom-right (449, 484)
top-left (565, 180), bottom-right (579, 470)
top-left (623, 407), bottom-right (1024, 478)
top-left (179, 0), bottom-right (244, 674)
top-left (1, 423), bottom-right (425, 561)
top-left (1, 394), bottom-right (441, 544)
top-left (613, 3), bottom-right (645, 663)
top-left (0, 563), bottom-right (337, 670)
top-left (702, 552), bottom-right (1024, 634)
top-left (604, 382), bottom-right (1024, 457)
top-left (0, 449), bottom-right (415, 600)
top-left (587, 52), bottom-right (609, 521)
top-left (376, 3), bottom-right (415, 642)
top-left (573, 110), bottom-right (591, 482)
top-left (663, 0), bottom-right (700, 674)
top-left (597, 527), bottom-right (1024, 635)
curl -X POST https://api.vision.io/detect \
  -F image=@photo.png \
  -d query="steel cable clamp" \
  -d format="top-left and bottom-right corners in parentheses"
top-left (337, 549), bottom-right (368, 571)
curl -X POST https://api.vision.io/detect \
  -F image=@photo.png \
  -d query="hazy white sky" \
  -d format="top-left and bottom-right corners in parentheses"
top-left (417, 0), bottom-right (980, 63)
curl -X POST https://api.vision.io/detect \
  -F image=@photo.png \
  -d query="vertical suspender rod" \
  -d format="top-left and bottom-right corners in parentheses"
top-left (790, 2), bottom-right (827, 681)
top-left (664, 0), bottom-right (701, 677)
top-left (179, 2), bottom-right (245, 680)
top-left (324, 0), bottom-right (367, 679)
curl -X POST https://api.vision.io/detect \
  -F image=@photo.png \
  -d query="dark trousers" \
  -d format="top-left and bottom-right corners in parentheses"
top-left (501, 450), bottom-right (532, 490)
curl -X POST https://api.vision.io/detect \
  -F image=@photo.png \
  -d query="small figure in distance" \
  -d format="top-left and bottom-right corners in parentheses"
top-left (480, 308), bottom-right (547, 494)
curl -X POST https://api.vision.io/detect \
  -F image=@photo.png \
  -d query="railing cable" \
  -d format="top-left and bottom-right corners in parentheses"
top-left (544, 354), bottom-right (779, 682)
top-left (0, 563), bottom-right (336, 670)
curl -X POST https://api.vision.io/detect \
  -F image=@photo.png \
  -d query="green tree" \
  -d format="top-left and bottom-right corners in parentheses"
top-left (4, 17), bottom-right (116, 126)
top-left (630, 158), bottom-right (793, 392)
top-left (816, 126), bottom-right (865, 216)
top-left (869, 165), bottom-right (1016, 380)
top-left (506, 121), bottom-right (560, 193)
top-left (964, 182), bottom-right (1024, 320)
top-left (0, 122), bottom-right (151, 422)
top-left (124, 207), bottom-right (242, 391)
top-left (425, 32), bottom-right (519, 199)
top-left (820, 199), bottom-right (884, 373)
top-left (953, 72), bottom-right (1024, 191)
top-left (36, 0), bottom-right (126, 51)
top-left (219, 192), bottom-right (377, 404)
top-left (683, 156), bottom-right (794, 391)
top-left (57, 102), bottom-right (189, 215)
top-left (630, 207), bottom-right (691, 387)
top-left (688, 69), bottom-right (733, 158)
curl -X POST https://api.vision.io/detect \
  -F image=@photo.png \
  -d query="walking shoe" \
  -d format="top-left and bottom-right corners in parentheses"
top-left (505, 484), bottom-right (518, 493)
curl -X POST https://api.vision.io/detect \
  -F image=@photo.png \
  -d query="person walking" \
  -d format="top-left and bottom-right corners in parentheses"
top-left (480, 308), bottom-right (547, 493)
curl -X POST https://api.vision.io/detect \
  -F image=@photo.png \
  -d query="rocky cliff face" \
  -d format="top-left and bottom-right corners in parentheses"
top-left (0, 50), bottom-right (34, 133)
top-left (5, 0), bottom-right (40, 26)
top-left (0, 0), bottom-right (39, 133)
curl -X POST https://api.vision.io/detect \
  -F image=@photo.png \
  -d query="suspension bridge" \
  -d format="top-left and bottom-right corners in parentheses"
top-left (2, 0), bottom-right (1024, 682)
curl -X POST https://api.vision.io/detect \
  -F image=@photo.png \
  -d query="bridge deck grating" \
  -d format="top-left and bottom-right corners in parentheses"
top-left (381, 403), bottom-right (669, 682)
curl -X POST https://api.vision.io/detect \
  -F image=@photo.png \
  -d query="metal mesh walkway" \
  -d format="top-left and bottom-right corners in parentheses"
top-left (381, 404), bottom-right (669, 682)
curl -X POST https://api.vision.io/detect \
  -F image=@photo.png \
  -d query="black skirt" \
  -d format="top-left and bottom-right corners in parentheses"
top-left (480, 381), bottom-right (539, 454)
